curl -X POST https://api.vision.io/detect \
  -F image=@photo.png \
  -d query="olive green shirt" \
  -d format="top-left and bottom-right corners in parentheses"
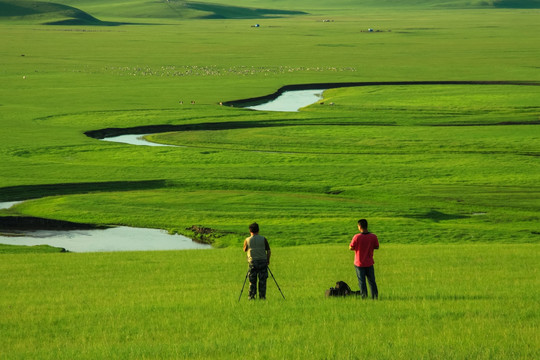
top-left (245, 234), bottom-right (270, 264)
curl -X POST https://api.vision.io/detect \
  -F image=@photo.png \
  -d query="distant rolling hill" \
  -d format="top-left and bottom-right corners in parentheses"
top-left (292, 0), bottom-right (540, 8)
top-left (0, 0), bottom-right (307, 25)
top-left (1, 0), bottom-right (539, 26)
top-left (0, 0), bottom-right (122, 25)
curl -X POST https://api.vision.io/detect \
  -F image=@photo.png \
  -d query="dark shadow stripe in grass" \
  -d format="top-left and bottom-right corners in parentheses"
top-left (0, 216), bottom-right (107, 231)
top-left (408, 209), bottom-right (470, 222)
top-left (85, 120), bottom-right (396, 140)
top-left (185, 1), bottom-right (307, 19)
top-left (85, 121), bottom-right (290, 139)
top-left (491, 0), bottom-right (540, 9)
top-left (0, 180), bottom-right (168, 202)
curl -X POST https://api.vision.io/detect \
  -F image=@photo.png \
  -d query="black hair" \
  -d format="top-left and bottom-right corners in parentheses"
top-left (249, 222), bottom-right (259, 233)
top-left (358, 219), bottom-right (368, 230)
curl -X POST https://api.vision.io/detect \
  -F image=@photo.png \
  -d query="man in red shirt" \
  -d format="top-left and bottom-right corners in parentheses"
top-left (349, 219), bottom-right (379, 299)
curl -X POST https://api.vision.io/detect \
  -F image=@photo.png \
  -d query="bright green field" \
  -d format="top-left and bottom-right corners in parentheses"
top-left (1, 0), bottom-right (539, 245)
top-left (1, 244), bottom-right (539, 359)
top-left (6, 83), bottom-right (538, 246)
top-left (1, 1), bottom-right (539, 358)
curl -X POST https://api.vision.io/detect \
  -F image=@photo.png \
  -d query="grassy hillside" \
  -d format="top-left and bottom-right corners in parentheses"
top-left (0, 0), bottom-right (539, 247)
top-left (3, 83), bottom-right (536, 246)
top-left (0, 0), bottom-right (308, 23)
top-left (3, 0), bottom-right (540, 25)
top-left (0, 0), bottom-right (118, 25)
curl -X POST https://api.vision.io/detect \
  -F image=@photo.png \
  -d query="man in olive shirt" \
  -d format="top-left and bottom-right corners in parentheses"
top-left (243, 222), bottom-right (271, 300)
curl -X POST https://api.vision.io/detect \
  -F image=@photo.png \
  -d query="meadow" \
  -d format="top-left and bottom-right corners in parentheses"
top-left (8, 83), bottom-right (539, 246)
top-left (1, 0), bottom-right (539, 358)
top-left (1, 244), bottom-right (538, 359)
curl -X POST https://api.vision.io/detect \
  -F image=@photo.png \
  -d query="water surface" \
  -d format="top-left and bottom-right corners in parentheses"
top-left (0, 201), bottom-right (22, 210)
top-left (102, 134), bottom-right (173, 147)
top-left (0, 226), bottom-right (211, 252)
top-left (247, 89), bottom-right (323, 112)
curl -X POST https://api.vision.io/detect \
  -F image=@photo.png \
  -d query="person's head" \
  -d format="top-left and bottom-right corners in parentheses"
top-left (249, 222), bottom-right (259, 234)
top-left (358, 219), bottom-right (368, 232)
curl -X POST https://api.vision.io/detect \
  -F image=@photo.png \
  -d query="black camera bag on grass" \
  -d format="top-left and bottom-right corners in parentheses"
top-left (325, 281), bottom-right (360, 297)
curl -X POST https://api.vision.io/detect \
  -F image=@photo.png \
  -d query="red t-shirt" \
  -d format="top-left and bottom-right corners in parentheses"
top-left (349, 232), bottom-right (379, 267)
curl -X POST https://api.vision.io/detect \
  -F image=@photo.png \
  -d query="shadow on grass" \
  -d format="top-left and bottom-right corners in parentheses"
top-left (0, 180), bottom-right (168, 202)
top-left (0, 216), bottom-right (107, 231)
top-left (185, 1), bottom-right (307, 19)
top-left (85, 119), bottom-right (396, 139)
top-left (491, 0), bottom-right (540, 9)
top-left (0, 0), bottom-right (307, 25)
top-left (408, 209), bottom-right (470, 222)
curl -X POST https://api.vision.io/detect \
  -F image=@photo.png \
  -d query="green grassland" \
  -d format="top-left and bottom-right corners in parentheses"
top-left (7, 83), bottom-right (538, 246)
top-left (1, 0), bottom-right (539, 246)
top-left (1, 244), bottom-right (538, 359)
top-left (0, 1), bottom-right (539, 357)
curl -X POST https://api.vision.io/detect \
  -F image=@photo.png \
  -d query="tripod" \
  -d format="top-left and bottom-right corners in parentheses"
top-left (238, 266), bottom-right (285, 301)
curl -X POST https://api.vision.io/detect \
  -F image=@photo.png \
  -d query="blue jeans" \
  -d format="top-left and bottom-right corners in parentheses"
top-left (355, 265), bottom-right (378, 299)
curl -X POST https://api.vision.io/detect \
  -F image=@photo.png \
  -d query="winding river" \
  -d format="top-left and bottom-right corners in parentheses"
top-left (4, 81), bottom-right (537, 252)
top-left (102, 89), bottom-right (324, 147)
top-left (0, 90), bottom-right (321, 252)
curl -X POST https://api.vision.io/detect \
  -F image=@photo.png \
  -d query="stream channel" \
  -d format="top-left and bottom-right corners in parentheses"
top-left (0, 89), bottom-right (324, 252)
top-left (102, 89), bottom-right (323, 147)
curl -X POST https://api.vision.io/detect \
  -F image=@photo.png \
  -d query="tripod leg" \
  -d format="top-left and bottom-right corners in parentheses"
top-left (238, 269), bottom-right (249, 302)
top-left (268, 267), bottom-right (285, 300)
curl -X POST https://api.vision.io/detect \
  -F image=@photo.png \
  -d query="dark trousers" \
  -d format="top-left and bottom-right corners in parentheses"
top-left (248, 260), bottom-right (268, 299)
top-left (355, 265), bottom-right (378, 299)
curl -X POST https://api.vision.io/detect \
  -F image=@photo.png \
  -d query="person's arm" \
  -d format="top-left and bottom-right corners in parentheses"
top-left (349, 234), bottom-right (357, 251)
top-left (265, 238), bottom-right (271, 265)
top-left (266, 249), bottom-right (271, 265)
top-left (374, 235), bottom-right (380, 250)
top-left (243, 239), bottom-right (248, 252)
